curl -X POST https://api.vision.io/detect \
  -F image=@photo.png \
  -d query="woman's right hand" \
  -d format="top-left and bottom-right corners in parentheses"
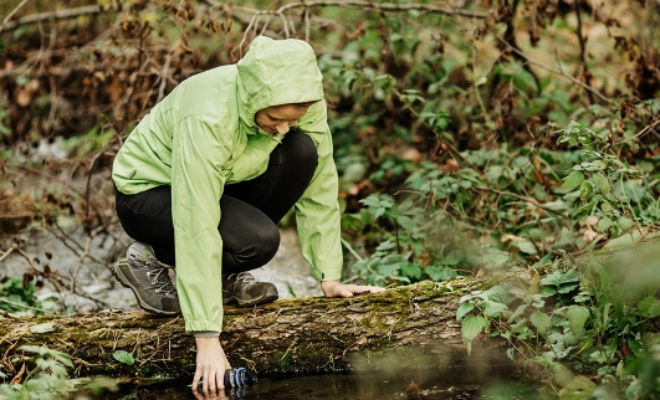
top-left (192, 337), bottom-right (231, 398)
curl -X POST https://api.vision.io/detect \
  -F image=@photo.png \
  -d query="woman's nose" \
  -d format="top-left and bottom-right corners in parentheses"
top-left (276, 123), bottom-right (289, 134)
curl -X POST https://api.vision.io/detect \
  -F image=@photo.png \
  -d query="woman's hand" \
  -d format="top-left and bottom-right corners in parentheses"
top-left (192, 337), bottom-right (231, 398)
top-left (321, 280), bottom-right (385, 298)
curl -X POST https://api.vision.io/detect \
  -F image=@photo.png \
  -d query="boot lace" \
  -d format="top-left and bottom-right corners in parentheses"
top-left (132, 253), bottom-right (177, 296)
top-left (145, 265), bottom-right (177, 296)
top-left (228, 272), bottom-right (256, 287)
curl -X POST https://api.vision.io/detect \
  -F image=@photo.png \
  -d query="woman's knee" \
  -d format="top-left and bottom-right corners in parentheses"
top-left (229, 223), bottom-right (281, 268)
top-left (281, 128), bottom-right (318, 171)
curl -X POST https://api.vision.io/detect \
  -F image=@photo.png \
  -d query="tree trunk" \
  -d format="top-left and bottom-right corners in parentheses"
top-left (0, 280), bottom-right (504, 379)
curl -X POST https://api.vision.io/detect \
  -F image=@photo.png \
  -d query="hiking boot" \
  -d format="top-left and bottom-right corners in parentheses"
top-left (112, 241), bottom-right (180, 315)
top-left (222, 272), bottom-right (278, 307)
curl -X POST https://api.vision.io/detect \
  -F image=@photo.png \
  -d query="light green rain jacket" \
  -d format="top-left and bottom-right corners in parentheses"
top-left (112, 36), bottom-right (342, 333)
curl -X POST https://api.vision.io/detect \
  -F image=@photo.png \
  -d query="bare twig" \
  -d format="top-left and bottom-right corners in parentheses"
top-left (278, 12), bottom-right (290, 38)
top-left (84, 152), bottom-right (106, 225)
top-left (17, 237), bottom-right (112, 307)
top-left (47, 221), bottom-right (109, 268)
top-left (0, 298), bottom-right (43, 313)
top-left (69, 235), bottom-right (93, 294)
top-left (157, 53), bottom-right (172, 102)
top-left (11, 163), bottom-right (84, 196)
top-left (573, 0), bottom-right (594, 104)
top-left (258, 15), bottom-right (273, 35)
top-left (473, 186), bottom-right (565, 216)
top-left (14, 246), bottom-right (38, 272)
top-left (495, 35), bottom-right (612, 104)
top-left (613, 118), bottom-right (660, 145)
top-left (1, 0), bottom-right (31, 30)
top-left (45, 75), bottom-right (58, 135)
top-left (0, 243), bottom-right (18, 264)
top-left (232, 1), bottom-right (488, 19)
top-left (0, 310), bottom-right (20, 319)
top-left (304, 7), bottom-right (310, 41)
top-left (236, 13), bottom-right (257, 58)
top-left (0, 4), bottom-right (124, 34)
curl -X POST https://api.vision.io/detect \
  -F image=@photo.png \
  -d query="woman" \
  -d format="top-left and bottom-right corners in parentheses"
top-left (111, 36), bottom-right (383, 396)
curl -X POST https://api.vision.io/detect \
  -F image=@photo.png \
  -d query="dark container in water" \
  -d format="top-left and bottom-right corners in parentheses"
top-left (194, 367), bottom-right (257, 392)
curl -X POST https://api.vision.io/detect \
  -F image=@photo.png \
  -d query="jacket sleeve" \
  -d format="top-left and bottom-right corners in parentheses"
top-left (171, 115), bottom-right (231, 332)
top-left (295, 100), bottom-right (343, 281)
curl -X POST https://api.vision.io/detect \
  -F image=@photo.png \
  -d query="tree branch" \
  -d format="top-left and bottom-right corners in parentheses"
top-left (0, 4), bottom-right (123, 34)
top-left (573, 0), bottom-right (594, 104)
top-left (495, 35), bottom-right (612, 104)
top-left (1, 0), bottom-right (32, 31)
top-left (232, 1), bottom-right (488, 19)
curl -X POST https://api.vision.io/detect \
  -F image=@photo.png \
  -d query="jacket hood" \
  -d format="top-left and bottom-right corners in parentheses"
top-left (236, 36), bottom-right (324, 133)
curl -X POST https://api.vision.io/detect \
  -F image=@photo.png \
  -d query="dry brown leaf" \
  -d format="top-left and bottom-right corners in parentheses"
top-left (583, 229), bottom-right (598, 242)
top-left (440, 159), bottom-right (460, 173)
top-left (401, 148), bottom-right (422, 163)
top-left (10, 362), bottom-right (27, 385)
top-left (584, 216), bottom-right (599, 227)
top-left (500, 233), bottom-right (522, 243)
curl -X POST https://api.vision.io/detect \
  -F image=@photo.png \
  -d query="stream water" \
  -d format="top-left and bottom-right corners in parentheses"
top-left (102, 345), bottom-right (539, 400)
top-left (108, 367), bottom-right (537, 400)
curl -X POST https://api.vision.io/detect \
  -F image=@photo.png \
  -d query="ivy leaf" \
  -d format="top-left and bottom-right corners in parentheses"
top-left (592, 172), bottom-right (610, 194)
top-left (512, 239), bottom-right (538, 255)
top-left (461, 315), bottom-right (486, 343)
top-left (561, 170), bottom-right (585, 191)
top-left (540, 269), bottom-right (579, 288)
top-left (113, 350), bottom-right (134, 366)
top-left (425, 266), bottom-right (456, 281)
top-left (400, 262), bottom-right (422, 280)
top-left (566, 305), bottom-right (590, 334)
top-left (637, 296), bottom-right (660, 318)
top-left (558, 283), bottom-right (579, 294)
top-left (597, 217), bottom-right (614, 232)
top-left (529, 311), bottom-right (551, 334)
top-left (359, 194), bottom-right (394, 219)
top-left (456, 302), bottom-right (475, 321)
top-left (483, 300), bottom-right (508, 318)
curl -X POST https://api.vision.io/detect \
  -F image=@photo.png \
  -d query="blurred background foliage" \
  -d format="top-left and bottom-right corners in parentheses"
top-left (0, 0), bottom-right (659, 398)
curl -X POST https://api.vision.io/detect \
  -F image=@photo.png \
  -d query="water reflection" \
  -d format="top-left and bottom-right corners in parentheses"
top-left (103, 345), bottom-right (537, 399)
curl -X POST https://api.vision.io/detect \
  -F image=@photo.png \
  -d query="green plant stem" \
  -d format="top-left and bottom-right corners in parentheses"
top-left (341, 237), bottom-right (364, 262)
top-left (0, 298), bottom-right (42, 312)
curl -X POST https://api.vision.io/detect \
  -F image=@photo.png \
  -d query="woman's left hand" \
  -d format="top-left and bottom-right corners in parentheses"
top-left (321, 280), bottom-right (385, 298)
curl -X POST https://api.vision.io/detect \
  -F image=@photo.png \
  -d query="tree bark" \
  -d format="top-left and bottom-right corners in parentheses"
top-left (0, 279), bottom-right (503, 379)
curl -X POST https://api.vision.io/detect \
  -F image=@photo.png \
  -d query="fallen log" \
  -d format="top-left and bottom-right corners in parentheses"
top-left (0, 279), bottom-right (504, 379)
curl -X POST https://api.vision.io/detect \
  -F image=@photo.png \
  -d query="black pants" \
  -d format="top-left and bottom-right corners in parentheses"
top-left (114, 129), bottom-right (318, 273)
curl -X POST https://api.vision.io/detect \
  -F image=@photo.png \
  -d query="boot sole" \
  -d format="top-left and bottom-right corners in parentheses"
top-left (112, 259), bottom-right (179, 316)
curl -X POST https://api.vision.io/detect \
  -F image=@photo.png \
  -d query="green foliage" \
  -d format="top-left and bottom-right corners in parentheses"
top-left (454, 241), bottom-right (660, 399)
top-left (0, 346), bottom-right (118, 399)
top-left (112, 350), bottom-right (135, 366)
top-left (0, 109), bottom-right (11, 137)
top-left (60, 126), bottom-right (114, 158)
top-left (331, 19), bottom-right (659, 394)
top-left (0, 278), bottom-right (38, 315)
top-left (344, 193), bottom-right (483, 285)
top-left (461, 315), bottom-right (486, 355)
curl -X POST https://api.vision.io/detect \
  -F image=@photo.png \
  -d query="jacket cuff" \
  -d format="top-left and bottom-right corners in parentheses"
top-left (313, 267), bottom-right (342, 282)
top-left (184, 318), bottom-right (223, 333)
top-left (192, 331), bottom-right (221, 339)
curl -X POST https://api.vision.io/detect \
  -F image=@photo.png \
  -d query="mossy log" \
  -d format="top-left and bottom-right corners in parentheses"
top-left (0, 279), bottom-right (502, 379)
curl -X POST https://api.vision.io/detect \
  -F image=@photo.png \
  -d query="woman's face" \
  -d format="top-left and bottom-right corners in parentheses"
top-left (255, 104), bottom-right (310, 135)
